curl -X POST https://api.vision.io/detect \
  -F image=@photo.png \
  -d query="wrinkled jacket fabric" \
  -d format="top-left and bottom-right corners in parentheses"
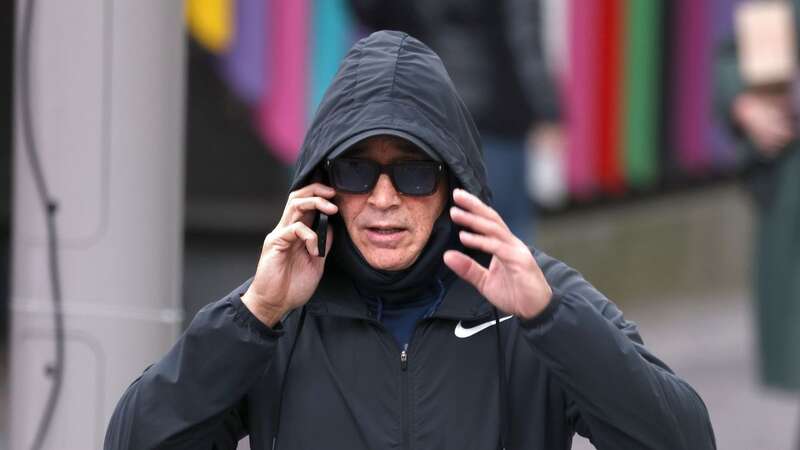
top-left (105, 31), bottom-right (716, 449)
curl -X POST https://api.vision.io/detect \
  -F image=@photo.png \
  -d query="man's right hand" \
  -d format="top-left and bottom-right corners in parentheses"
top-left (241, 183), bottom-right (338, 327)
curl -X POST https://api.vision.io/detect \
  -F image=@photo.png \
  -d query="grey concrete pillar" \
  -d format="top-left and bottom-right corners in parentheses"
top-left (10, 1), bottom-right (186, 449)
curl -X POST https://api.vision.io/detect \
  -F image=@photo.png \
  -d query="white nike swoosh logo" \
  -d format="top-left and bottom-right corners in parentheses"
top-left (454, 315), bottom-right (513, 338)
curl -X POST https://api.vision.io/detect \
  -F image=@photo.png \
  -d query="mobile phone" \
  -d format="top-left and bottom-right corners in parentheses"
top-left (310, 168), bottom-right (331, 258)
top-left (312, 211), bottom-right (328, 258)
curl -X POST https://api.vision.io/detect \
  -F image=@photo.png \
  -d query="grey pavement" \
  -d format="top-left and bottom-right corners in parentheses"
top-left (542, 183), bottom-right (799, 449)
top-left (571, 293), bottom-right (798, 450)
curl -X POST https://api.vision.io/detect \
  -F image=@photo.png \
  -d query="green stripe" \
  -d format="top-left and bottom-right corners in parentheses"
top-left (623, 0), bottom-right (661, 188)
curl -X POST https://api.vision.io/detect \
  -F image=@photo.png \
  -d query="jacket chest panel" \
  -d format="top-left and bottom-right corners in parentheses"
top-left (272, 317), bottom-right (517, 449)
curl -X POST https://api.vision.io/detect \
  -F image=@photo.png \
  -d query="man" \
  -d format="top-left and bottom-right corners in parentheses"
top-left (105, 31), bottom-right (715, 449)
top-left (348, 0), bottom-right (562, 243)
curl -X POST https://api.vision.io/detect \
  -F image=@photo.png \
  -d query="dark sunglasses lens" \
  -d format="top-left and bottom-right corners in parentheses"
top-left (392, 163), bottom-right (439, 195)
top-left (331, 159), bottom-right (379, 193)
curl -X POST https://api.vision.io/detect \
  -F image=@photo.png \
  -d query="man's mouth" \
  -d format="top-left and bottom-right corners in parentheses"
top-left (363, 225), bottom-right (408, 245)
top-left (367, 226), bottom-right (405, 234)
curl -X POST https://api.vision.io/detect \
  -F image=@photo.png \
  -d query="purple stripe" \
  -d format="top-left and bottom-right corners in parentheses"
top-left (710, 0), bottom-right (741, 167)
top-left (219, 0), bottom-right (267, 105)
top-left (673, 0), bottom-right (713, 174)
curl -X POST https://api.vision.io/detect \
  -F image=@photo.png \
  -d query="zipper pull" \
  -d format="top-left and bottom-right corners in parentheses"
top-left (400, 349), bottom-right (408, 371)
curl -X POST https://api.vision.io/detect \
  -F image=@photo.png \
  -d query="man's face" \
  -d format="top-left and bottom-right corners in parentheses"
top-left (334, 136), bottom-right (447, 271)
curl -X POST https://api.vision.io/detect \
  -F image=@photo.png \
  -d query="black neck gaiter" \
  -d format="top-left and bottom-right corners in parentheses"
top-left (328, 211), bottom-right (459, 304)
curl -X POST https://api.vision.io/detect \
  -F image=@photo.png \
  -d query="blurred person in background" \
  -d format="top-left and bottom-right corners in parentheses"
top-left (348, 0), bottom-right (562, 244)
top-left (105, 31), bottom-right (714, 449)
top-left (716, 0), bottom-right (800, 445)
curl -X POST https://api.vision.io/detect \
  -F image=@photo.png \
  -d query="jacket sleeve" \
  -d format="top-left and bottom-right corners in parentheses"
top-left (104, 280), bottom-right (283, 450)
top-left (521, 250), bottom-right (716, 449)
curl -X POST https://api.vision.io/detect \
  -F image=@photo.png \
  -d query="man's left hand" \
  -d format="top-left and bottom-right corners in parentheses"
top-left (444, 188), bottom-right (552, 320)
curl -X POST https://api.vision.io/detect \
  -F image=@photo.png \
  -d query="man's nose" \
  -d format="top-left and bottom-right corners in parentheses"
top-left (367, 174), bottom-right (401, 209)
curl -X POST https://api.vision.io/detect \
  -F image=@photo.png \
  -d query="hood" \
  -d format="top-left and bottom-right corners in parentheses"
top-left (290, 30), bottom-right (491, 203)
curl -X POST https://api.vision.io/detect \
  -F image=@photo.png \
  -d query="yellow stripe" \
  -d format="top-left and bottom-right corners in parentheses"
top-left (185, 0), bottom-right (233, 53)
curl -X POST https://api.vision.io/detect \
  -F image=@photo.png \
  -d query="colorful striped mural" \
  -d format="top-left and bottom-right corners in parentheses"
top-left (565, 0), bottom-right (601, 199)
top-left (623, 0), bottom-right (662, 189)
top-left (186, 0), bottom-right (743, 203)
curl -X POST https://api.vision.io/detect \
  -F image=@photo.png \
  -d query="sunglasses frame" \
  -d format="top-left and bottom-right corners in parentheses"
top-left (325, 158), bottom-right (445, 196)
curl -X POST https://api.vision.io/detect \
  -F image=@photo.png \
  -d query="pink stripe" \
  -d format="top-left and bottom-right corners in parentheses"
top-left (566, 0), bottom-right (599, 198)
top-left (258, 0), bottom-right (309, 164)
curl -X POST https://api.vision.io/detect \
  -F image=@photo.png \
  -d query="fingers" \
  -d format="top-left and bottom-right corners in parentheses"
top-left (266, 183), bottom-right (340, 258)
top-left (282, 221), bottom-right (334, 258)
top-left (284, 196), bottom-right (338, 225)
top-left (452, 188), bottom-right (504, 224)
top-left (450, 205), bottom-right (511, 243)
top-left (457, 230), bottom-right (516, 261)
top-left (268, 221), bottom-right (320, 255)
top-left (451, 189), bottom-right (520, 259)
top-left (443, 250), bottom-right (487, 290)
top-left (290, 222), bottom-right (320, 256)
top-left (281, 183), bottom-right (338, 226)
top-left (289, 182), bottom-right (336, 200)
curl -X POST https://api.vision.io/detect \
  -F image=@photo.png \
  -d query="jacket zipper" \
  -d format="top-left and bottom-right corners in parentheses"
top-left (364, 316), bottom-right (423, 450)
top-left (400, 344), bottom-right (410, 450)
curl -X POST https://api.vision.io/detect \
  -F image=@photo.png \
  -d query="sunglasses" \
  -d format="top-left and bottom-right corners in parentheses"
top-left (326, 158), bottom-right (445, 196)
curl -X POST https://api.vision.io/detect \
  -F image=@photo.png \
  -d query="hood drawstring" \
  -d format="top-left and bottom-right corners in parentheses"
top-left (493, 307), bottom-right (510, 450)
top-left (272, 306), bottom-right (308, 450)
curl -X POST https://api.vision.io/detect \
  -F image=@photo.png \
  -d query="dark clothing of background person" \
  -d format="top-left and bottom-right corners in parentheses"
top-left (714, 2), bottom-right (800, 393)
top-left (348, 0), bottom-right (559, 136)
top-left (105, 31), bottom-right (714, 450)
top-left (349, 0), bottom-right (560, 243)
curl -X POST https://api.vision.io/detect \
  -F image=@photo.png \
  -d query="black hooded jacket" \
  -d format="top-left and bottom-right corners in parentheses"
top-left (105, 31), bottom-right (716, 450)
